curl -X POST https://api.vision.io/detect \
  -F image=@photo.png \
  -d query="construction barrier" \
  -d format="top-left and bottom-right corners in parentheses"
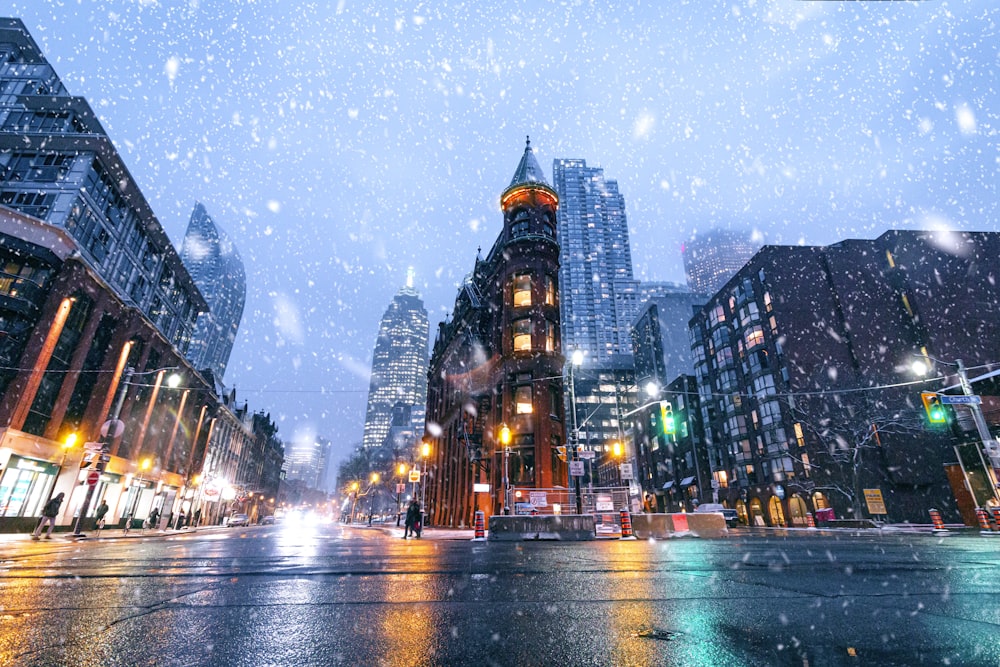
top-left (992, 507), bottom-right (1000, 533)
top-left (620, 508), bottom-right (635, 539)
top-left (974, 507), bottom-right (996, 535)
top-left (805, 513), bottom-right (816, 529)
top-left (472, 510), bottom-right (486, 541)
top-left (928, 508), bottom-right (949, 534)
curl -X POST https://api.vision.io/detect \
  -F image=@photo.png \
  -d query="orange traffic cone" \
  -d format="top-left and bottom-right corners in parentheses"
top-left (991, 507), bottom-right (1000, 533)
top-left (620, 508), bottom-right (636, 539)
top-left (975, 507), bottom-right (997, 535)
top-left (805, 512), bottom-right (816, 529)
top-left (928, 509), bottom-right (949, 534)
top-left (472, 510), bottom-right (486, 541)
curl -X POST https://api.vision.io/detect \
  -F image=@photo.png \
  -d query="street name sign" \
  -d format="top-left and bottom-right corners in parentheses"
top-left (939, 395), bottom-right (981, 405)
top-left (578, 450), bottom-right (595, 460)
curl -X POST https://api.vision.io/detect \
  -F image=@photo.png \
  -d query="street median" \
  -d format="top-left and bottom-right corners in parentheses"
top-left (487, 514), bottom-right (595, 541)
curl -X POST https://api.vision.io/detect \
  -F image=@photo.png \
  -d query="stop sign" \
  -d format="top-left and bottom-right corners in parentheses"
top-left (87, 470), bottom-right (100, 486)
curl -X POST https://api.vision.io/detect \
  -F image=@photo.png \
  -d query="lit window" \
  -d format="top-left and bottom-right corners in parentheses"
top-left (513, 273), bottom-right (532, 307)
top-left (545, 319), bottom-right (555, 352)
top-left (513, 318), bottom-right (532, 351)
top-left (515, 385), bottom-right (533, 414)
top-left (544, 274), bottom-right (556, 306)
top-left (794, 423), bottom-right (805, 446)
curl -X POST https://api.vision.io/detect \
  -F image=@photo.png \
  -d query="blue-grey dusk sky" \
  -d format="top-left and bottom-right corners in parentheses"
top-left (7, 1), bottom-right (997, 468)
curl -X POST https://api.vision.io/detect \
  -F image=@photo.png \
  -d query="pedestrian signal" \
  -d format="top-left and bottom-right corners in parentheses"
top-left (920, 392), bottom-right (946, 423)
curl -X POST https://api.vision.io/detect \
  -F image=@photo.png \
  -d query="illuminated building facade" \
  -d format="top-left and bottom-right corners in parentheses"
top-left (424, 139), bottom-right (566, 526)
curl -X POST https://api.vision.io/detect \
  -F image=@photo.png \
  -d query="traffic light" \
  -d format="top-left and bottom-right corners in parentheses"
top-left (659, 401), bottom-right (675, 435)
top-left (920, 392), bottom-right (946, 423)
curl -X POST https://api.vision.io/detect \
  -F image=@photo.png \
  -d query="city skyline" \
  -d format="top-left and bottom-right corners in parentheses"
top-left (3, 2), bottom-right (997, 469)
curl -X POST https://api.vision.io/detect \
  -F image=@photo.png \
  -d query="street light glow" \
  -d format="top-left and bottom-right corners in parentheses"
top-left (911, 360), bottom-right (929, 376)
top-left (571, 349), bottom-right (584, 366)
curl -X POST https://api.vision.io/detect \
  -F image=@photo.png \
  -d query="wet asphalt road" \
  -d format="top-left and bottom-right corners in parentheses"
top-left (1, 522), bottom-right (999, 666)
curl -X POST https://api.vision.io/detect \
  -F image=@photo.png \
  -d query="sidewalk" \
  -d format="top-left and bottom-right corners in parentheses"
top-left (358, 522), bottom-right (476, 540)
top-left (0, 524), bottom-right (228, 544)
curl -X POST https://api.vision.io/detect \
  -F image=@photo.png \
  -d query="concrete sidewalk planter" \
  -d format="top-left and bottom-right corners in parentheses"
top-left (487, 514), bottom-right (596, 541)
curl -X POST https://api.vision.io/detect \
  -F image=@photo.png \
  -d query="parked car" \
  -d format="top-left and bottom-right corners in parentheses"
top-left (694, 503), bottom-right (740, 527)
top-left (228, 513), bottom-right (250, 527)
top-left (259, 515), bottom-right (275, 525)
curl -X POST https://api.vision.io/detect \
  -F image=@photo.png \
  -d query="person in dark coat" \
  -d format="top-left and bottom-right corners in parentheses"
top-left (403, 500), bottom-right (421, 539)
top-left (147, 507), bottom-right (159, 530)
top-left (32, 492), bottom-right (64, 540)
top-left (94, 500), bottom-right (110, 529)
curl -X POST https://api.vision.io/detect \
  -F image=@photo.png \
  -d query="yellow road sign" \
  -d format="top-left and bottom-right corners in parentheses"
top-left (863, 488), bottom-right (886, 515)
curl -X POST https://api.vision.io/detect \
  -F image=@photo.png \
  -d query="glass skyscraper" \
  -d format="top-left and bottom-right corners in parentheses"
top-left (0, 18), bottom-right (204, 354)
top-left (180, 202), bottom-right (247, 381)
top-left (361, 276), bottom-right (429, 451)
top-left (552, 158), bottom-right (641, 477)
top-left (552, 159), bottom-right (639, 365)
top-left (682, 228), bottom-right (760, 295)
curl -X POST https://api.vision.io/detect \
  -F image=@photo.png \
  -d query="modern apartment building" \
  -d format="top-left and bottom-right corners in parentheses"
top-left (688, 230), bottom-right (1000, 526)
top-left (552, 158), bottom-right (643, 489)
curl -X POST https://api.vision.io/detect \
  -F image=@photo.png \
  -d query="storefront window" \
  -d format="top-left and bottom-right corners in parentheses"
top-left (0, 455), bottom-right (56, 517)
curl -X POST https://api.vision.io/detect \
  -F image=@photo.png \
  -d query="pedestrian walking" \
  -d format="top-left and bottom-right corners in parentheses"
top-left (176, 509), bottom-right (186, 530)
top-left (403, 499), bottom-right (420, 539)
top-left (32, 492), bottom-right (64, 540)
top-left (147, 507), bottom-right (160, 530)
top-left (94, 500), bottom-right (109, 530)
top-left (193, 508), bottom-right (202, 527)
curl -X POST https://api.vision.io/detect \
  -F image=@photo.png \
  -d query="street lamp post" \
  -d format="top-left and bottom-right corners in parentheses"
top-left (420, 441), bottom-right (431, 522)
top-left (367, 473), bottom-right (380, 525)
top-left (395, 463), bottom-right (407, 526)
top-left (499, 424), bottom-right (511, 514)
top-left (568, 349), bottom-right (584, 514)
top-left (72, 365), bottom-right (133, 536)
top-left (72, 364), bottom-right (182, 537)
top-left (129, 457), bottom-right (152, 524)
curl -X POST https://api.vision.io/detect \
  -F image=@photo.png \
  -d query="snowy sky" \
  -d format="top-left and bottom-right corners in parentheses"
top-left (8, 1), bottom-right (998, 469)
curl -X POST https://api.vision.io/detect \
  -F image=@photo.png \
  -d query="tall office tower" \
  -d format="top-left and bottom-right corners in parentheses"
top-left (0, 19), bottom-right (205, 354)
top-left (283, 437), bottom-right (328, 489)
top-left (180, 203), bottom-right (246, 381)
top-left (682, 229), bottom-right (759, 295)
top-left (552, 159), bottom-right (639, 365)
top-left (552, 158), bottom-right (640, 481)
top-left (361, 274), bottom-right (429, 450)
top-left (631, 289), bottom-right (708, 387)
